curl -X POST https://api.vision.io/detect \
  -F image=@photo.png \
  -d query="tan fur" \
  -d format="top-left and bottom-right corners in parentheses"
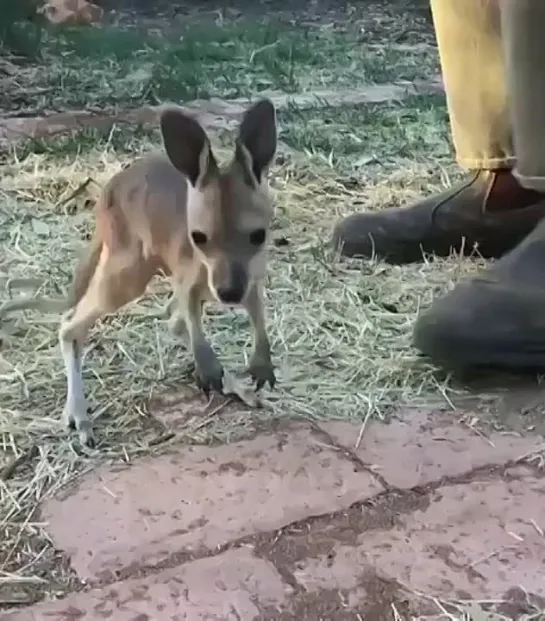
top-left (67, 232), bottom-right (103, 309)
top-left (57, 99), bottom-right (278, 447)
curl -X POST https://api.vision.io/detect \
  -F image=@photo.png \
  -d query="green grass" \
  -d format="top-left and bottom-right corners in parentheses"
top-left (4, 17), bottom-right (439, 114)
top-left (279, 94), bottom-right (451, 175)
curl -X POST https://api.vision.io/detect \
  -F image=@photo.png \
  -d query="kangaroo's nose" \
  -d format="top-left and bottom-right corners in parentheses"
top-left (215, 262), bottom-right (248, 304)
top-left (216, 285), bottom-right (245, 304)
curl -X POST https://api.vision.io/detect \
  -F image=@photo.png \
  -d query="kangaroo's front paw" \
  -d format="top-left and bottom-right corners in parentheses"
top-left (194, 345), bottom-right (224, 397)
top-left (248, 355), bottom-right (276, 391)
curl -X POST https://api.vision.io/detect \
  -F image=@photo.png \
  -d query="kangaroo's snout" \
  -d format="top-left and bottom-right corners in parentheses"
top-left (213, 261), bottom-right (248, 305)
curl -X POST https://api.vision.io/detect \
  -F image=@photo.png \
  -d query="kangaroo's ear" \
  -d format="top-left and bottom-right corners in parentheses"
top-left (234, 99), bottom-right (277, 186)
top-left (159, 106), bottom-right (218, 187)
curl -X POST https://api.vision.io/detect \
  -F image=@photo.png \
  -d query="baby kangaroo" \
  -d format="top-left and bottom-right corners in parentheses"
top-left (59, 99), bottom-right (278, 447)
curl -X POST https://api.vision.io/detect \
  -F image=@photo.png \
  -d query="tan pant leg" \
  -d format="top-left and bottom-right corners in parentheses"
top-left (430, 0), bottom-right (514, 169)
top-left (501, 0), bottom-right (545, 192)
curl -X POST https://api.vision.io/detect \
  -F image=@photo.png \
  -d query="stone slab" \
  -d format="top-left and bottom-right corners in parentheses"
top-left (294, 466), bottom-right (545, 600)
top-left (367, 466), bottom-right (545, 598)
top-left (321, 409), bottom-right (544, 488)
top-left (43, 425), bottom-right (383, 580)
top-left (0, 548), bottom-right (289, 621)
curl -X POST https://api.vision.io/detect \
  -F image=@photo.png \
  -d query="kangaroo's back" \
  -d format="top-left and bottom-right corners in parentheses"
top-left (97, 154), bottom-right (191, 265)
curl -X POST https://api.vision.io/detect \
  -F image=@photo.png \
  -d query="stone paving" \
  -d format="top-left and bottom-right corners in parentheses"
top-left (2, 409), bottom-right (545, 620)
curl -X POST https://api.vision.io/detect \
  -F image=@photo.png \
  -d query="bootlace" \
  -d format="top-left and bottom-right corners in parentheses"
top-left (429, 170), bottom-right (486, 226)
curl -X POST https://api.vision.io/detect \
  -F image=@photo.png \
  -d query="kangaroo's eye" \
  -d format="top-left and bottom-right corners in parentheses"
top-left (249, 228), bottom-right (266, 246)
top-left (191, 231), bottom-right (208, 246)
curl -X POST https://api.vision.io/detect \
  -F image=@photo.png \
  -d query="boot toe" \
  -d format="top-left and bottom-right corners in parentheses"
top-left (332, 213), bottom-right (378, 258)
top-left (413, 278), bottom-right (545, 371)
top-left (332, 211), bottom-right (426, 262)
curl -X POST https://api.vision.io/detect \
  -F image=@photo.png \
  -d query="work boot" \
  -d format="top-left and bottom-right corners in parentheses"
top-left (413, 213), bottom-right (545, 371)
top-left (332, 170), bottom-right (545, 264)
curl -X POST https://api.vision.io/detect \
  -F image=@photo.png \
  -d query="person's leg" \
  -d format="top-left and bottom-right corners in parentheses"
top-left (502, 2), bottom-right (545, 193)
top-left (426, 0), bottom-right (513, 170)
top-left (332, 0), bottom-right (545, 264)
top-left (414, 0), bottom-right (545, 370)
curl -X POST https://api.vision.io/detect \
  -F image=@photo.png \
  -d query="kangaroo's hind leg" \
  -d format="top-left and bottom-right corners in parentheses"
top-left (59, 245), bottom-right (155, 447)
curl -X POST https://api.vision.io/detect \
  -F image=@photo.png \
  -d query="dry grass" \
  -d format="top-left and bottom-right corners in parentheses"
top-left (398, 590), bottom-right (545, 620)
